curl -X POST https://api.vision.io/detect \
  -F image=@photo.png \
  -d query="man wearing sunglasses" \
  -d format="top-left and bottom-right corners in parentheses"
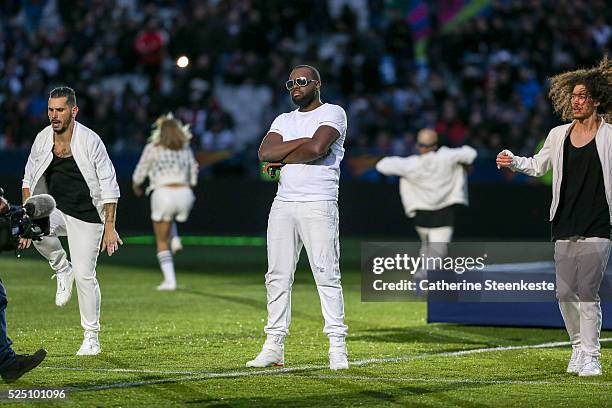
top-left (376, 129), bottom-right (477, 281)
top-left (247, 65), bottom-right (349, 370)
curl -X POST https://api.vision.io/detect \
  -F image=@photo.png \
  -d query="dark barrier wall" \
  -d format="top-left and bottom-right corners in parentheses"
top-left (1, 176), bottom-right (552, 239)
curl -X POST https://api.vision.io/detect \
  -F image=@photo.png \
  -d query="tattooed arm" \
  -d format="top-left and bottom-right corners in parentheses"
top-left (101, 203), bottom-right (122, 256)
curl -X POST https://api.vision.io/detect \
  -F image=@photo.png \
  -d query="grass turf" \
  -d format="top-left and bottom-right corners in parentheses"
top-left (0, 240), bottom-right (610, 407)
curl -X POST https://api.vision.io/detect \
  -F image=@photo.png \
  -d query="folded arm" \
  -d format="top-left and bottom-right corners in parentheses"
top-left (258, 132), bottom-right (310, 162)
top-left (281, 125), bottom-right (340, 164)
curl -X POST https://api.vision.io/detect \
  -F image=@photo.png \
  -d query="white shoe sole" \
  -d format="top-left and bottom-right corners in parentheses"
top-left (76, 348), bottom-right (101, 356)
top-left (245, 361), bottom-right (284, 368)
top-left (579, 370), bottom-right (602, 376)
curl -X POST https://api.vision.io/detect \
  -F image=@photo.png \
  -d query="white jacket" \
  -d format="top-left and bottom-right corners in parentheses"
top-left (506, 119), bottom-right (612, 223)
top-left (22, 121), bottom-right (120, 222)
top-left (376, 146), bottom-right (477, 217)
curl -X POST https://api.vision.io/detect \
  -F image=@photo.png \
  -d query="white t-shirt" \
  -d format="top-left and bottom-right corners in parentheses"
top-left (269, 103), bottom-right (347, 202)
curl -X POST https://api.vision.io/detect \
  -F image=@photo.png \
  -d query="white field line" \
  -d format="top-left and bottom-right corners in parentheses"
top-left (55, 337), bottom-right (612, 393)
top-left (43, 367), bottom-right (201, 375)
top-left (300, 375), bottom-right (612, 387)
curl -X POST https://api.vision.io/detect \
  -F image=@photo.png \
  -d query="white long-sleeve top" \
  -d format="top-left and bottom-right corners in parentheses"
top-left (22, 121), bottom-right (120, 222)
top-left (376, 146), bottom-right (477, 217)
top-left (132, 143), bottom-right (199, 194)
top-left (507, 119), bottom-right (612, 223)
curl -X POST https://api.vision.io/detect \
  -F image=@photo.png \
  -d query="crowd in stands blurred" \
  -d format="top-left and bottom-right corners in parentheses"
top-left (1, 0), bottom-right (610, 180)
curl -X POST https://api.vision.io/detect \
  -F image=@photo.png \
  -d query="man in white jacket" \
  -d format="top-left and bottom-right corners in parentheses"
top-left (497, 58), bottom-right (612, 376)
top-left (21, 87), bottom-right (122, 356)
top-left (376, 129), bottom-right (477, 272)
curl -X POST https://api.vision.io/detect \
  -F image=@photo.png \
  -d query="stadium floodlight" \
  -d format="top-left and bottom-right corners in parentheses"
top-left (176, 56), bottom-right (189, 68)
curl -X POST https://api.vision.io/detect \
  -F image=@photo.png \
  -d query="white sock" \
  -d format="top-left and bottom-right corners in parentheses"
top-left (156, 250), bottom-right (176, 285)
top-left (170, 222), bottom-right (179, 240)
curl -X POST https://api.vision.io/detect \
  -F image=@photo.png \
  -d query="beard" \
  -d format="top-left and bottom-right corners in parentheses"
top-left (291, 89), bottom-right (317, 108)
top-left (51, 116), bottom-right (73, 134)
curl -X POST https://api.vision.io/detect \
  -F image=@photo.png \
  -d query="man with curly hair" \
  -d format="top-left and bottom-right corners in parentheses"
top-left (497, 57), bottom-right (612, 376)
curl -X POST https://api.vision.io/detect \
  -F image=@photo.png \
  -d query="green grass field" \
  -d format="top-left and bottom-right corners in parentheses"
top-left (0, 240), bottom-right (610, 407)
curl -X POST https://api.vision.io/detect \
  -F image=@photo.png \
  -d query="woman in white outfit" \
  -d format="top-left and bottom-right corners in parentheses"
top-left (132, 114), bottom-right (198, 290)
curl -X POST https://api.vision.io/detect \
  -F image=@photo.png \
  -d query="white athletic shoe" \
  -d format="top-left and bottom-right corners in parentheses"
top-left (566, 346), bottom-right (584, 374)
top-left (76, 331), bottom-right (101, 356)
top-left (579, 355), bottom-right (602, 376)
top-left (156, 281), bottom-right (177, 291)
top-left (246, 343), bottom-right (284, 367)
top-left (329, 345), bottom-right (349, 370)
top-left (51, 265), bottom-right (74, 307)
top-left (171, 236), bottom-right (183, 254)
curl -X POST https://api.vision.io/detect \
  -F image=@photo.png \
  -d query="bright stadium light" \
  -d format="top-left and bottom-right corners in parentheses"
top-left (176, 55), bottom-right (189, 68)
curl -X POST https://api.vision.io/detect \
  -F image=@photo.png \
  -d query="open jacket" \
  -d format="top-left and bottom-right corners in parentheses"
top-left (507, 119), bottom-right (612, 224)
top-left (22, 121), bottom-right (120, 222)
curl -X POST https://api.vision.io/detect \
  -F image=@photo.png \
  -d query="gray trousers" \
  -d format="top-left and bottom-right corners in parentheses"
top-left (555, 237), bottom-right (611, 357)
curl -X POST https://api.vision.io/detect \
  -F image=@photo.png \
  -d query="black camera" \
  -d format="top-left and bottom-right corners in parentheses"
top-left (0, 187), bottom-right (53, 253)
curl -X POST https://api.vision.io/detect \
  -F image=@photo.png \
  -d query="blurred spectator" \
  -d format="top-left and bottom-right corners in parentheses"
top-left (0, 0), bottom-right (610, 184)
top-left (134, 17), bottom-right (168, 90)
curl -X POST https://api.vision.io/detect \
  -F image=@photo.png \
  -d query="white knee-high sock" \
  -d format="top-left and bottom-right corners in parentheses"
top-left (170, 222), bottom-right (179, 240)
top-left (156, 250), bottom-right (176, 285)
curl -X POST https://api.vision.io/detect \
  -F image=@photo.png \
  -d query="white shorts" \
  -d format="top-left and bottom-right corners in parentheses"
top-left (150, 186), bottom-right (195, 222)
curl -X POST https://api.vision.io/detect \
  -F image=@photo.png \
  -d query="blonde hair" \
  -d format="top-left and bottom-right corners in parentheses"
top-left (148, 113), bottom-right (192, 150)
top-left (548, 56), bottom-right (612, 122)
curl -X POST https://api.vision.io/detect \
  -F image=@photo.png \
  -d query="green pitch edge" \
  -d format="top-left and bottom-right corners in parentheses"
top-left (123, 235), bottom-right (266, 247)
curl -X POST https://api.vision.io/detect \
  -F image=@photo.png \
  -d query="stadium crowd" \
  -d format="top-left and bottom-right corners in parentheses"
top-left (1, 0), bottom-right (611, 178)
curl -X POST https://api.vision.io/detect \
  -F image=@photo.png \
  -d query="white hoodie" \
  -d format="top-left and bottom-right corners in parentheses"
top-left (376, 146), bottom-right (477, 217)
top-left (22, 121), bottom-right (120, 222)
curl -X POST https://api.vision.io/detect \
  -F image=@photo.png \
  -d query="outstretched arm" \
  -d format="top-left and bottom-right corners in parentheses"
top-left (281, 125), bottom-right (340, 164)
top-left (496, 132), bottom-right (553, 177)
top-left (376, 156), bottom-right (418, 177)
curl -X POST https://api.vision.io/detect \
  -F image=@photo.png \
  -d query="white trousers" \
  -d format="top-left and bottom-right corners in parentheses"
top-left (33, 209), bottom-right (103, 332)
top-left (264, 200), bottom-right (348, 338)
top-left (415, 226), bottom-right (454, 259)
top-left (555, 238), bottom-right (611, 357)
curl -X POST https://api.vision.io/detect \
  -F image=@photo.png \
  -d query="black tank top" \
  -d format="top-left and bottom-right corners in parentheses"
top-left (45, 152), bottom-right (101, 224)
top-left (552, 136), bottom-right (610, 240)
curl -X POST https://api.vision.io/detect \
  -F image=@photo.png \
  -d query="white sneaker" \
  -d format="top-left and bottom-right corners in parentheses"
top-left (171, 236), bottom-right (183, 254)
top-left (579, 355), bottom-right (602, 376)
top-left (156, 281), bottom-right (176, 291)
top-left (51, 265), bottom-right (74, 307)
top-left (246, 343), bottom-right (284, 367)
top-left (566, 346), bottom-right (583, 374)
top-left (76, 331), bottom-right (101, 356)
top-left (329, 345), bottom-right (349, 370)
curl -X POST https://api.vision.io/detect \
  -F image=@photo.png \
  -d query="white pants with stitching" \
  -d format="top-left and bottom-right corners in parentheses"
top-left (264, 200), bottom-right (348, 339)
top-left (33, 209), bottom-right (103, 332)
top-left (555, 237), bottom-right (611, 357)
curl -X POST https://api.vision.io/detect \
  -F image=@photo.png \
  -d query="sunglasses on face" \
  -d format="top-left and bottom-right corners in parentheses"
top-left (285, 77), bottom-right (318, 91)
